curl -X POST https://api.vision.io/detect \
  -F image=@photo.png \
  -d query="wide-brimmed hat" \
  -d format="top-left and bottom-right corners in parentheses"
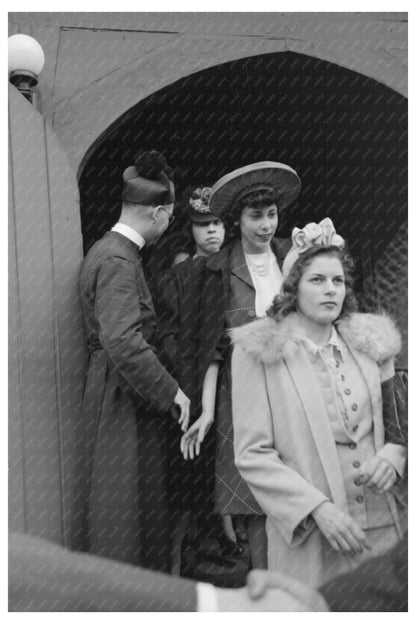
top-left (209, 161), bottom-right (301, 219)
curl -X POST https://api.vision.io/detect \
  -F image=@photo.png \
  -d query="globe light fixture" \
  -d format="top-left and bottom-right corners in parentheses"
top-left (8, 34), bottom-right (45, 103)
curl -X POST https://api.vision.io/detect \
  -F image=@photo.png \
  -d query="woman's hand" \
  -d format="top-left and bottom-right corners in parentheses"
top-left (180, 412), bottom-right (214, 460)
top-left (312, 501), bottom-right (372, 555)
top-left (359, 456), bottom-right (397, 493)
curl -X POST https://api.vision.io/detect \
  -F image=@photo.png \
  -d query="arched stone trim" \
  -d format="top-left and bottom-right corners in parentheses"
top-left (8, 12), bottom-right (406, 170)
top-left (54, 39), bottom-right (405, 172)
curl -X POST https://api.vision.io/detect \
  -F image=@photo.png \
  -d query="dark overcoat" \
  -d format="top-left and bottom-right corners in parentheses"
top-left (319, 533), bottom-right (408, 611)
top-left (198, 238), bottom-right (291, 514)
top-left (79, 231), bottom-right (178, 572)
top-left (9, 532), bottom-right (198, 612)
top-left (154, 238), bottom-right (291, 516)
top-left (153, 256), bottom-right (216, 514)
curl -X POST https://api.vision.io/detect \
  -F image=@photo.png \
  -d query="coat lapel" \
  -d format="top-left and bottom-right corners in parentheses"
top-left (229, 240), bottom-right (255, 290)
top-left (229, 237), bottom-right (291, 289)
top-left (284, 346), bottom-right (349, 512)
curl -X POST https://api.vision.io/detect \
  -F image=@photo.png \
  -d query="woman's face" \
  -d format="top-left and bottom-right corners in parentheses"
top-left (296, 254), bottom-right (346, 327)
top-left (239, 204), bottom-right (278, 254)
top-left (192, 218), bottom-right (225, 257)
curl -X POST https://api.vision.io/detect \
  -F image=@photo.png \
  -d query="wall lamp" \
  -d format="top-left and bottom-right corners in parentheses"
top-left (8, 34), bottom-right (45, 103)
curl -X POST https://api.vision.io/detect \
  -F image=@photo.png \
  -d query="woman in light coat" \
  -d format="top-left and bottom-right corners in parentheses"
top-left (231, 219), bottom-right (407, 586)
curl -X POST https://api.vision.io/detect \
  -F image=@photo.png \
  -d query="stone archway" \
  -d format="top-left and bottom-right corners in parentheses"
top-left (79, 50), bottom-right (407, 363)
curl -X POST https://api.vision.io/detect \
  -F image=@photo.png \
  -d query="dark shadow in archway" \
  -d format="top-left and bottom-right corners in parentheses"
top-left (79, 50), bottom-right (407, 360)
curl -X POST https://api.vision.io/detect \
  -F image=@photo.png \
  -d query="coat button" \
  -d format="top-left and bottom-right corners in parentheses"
top-left (352, 425), bottom-right (359, 432)
top-left (340, 374), bottom-right (345, 381)
top-left (248, 310), bottom-right (256, 317)
top-left (351, 404), bottom-right (358, 411)
top-left (354, 478), bottom-right (361, 486)
top-left (353, 460), bottom-right (361, 468)
top-left (356, 495), bottom-right (364, 503)
top-left (349, 442), bottom-right (357, 450)
top-left (344, 388), bottom-right (351, 395)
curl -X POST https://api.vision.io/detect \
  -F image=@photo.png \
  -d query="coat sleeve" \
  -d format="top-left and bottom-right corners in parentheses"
top-left (95, 256), bottom-right (178, 413)
top-left (377, 357), bottom-right (407, 476)
top-left (9, 532), bottom-right (198, 612)
top-left (319, 533), bottom-right (408, 612)
top-left (379, 359), bottom-right (408, 446)
top-left (231, 346), bottom-right (328, 547)
top-left (151, 268), bottom-right (179, 377)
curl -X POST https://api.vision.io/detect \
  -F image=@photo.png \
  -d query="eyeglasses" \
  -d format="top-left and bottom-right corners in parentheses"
top-left (160, 207), bottom-right (175, 225)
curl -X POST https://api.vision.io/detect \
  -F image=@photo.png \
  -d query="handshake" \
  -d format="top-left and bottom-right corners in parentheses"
top-left (215, 570), bottom-right (328, 611)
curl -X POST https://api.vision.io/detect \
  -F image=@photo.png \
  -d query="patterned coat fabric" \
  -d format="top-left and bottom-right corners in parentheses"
top-left (231, 312), bottom-right (407, 587)
top-left (199, 238), bottom-right (291, 514)
top-left (79, 231), bottom-right (178, 572)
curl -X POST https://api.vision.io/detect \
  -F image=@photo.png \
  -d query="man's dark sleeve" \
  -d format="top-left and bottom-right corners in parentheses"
top-left (151, 268), bottom-right (179, 376)
top-left (319, 535), bottom-right (408, 612)
top-left (381, 373), bottom-right (407, 446)
top-left (95, 256), bottom-right (178, 413)
top-left (9, 532), bottom-right (198, 611)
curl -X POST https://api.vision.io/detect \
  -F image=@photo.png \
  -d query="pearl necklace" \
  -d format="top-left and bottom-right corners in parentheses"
top-left (246, 250), bottom-right (273, 277)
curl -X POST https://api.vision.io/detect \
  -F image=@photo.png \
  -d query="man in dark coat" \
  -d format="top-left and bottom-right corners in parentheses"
top-left (246, 534), bottom-right (408, 611)
top-left (9, 532), bottom-right (327, 611)
top-left (79, 152), bottom-right (190, 573)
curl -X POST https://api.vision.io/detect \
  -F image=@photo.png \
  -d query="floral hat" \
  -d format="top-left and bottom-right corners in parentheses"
top-left (187, 187), bottom-right (219, 223)
top-left (282, 217), bottom-right (345, 279)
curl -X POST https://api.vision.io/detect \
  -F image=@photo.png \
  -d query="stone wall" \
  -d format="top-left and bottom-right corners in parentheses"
top-left (9, 12), bottom-right (407, 173)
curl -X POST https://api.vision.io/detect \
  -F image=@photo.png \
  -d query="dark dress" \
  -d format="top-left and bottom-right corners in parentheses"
top-left (79, 231), bottom-right (178, 572)
top-left (154, 256), bottom-right (216, 515)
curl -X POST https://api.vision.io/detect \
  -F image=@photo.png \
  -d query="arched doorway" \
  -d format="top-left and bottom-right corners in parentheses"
top-left (79, 51), bottom-right (407, 365)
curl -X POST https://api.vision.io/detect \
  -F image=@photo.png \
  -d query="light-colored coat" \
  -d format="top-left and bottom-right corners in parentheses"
top-left (231, 312), bottom-right (406, 586)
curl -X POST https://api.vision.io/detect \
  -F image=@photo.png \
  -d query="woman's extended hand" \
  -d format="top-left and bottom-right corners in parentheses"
top-left (359, 456), bottom-right (397, 493)
top-left (312, 501), bottom-right (372, 555)
top-left (180, 412), bottom-right (214, 460)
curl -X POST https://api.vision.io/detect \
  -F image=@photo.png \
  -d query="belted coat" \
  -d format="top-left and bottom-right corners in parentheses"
top-left (79, 231), bottom-right (178, 572)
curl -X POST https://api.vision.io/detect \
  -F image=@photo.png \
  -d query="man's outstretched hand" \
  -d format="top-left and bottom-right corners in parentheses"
top-left (245, 569), bottom-right (328, 611)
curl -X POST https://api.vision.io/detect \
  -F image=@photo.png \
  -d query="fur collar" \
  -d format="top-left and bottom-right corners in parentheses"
top-left (230, 313), bottom-right (402, 365)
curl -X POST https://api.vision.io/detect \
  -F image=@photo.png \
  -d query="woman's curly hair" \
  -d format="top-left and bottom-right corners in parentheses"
top-left (223, 188), bottom-right (281, 243)
top-left (267, 245), bottom-right (358, 322)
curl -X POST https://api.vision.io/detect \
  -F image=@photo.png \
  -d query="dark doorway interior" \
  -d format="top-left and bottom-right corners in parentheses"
top-left (79, 51), bottom-right (407, 363)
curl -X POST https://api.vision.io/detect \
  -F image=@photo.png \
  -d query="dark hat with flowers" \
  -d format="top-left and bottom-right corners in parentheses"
top-left (186, 187), bottom-right (218, 223)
